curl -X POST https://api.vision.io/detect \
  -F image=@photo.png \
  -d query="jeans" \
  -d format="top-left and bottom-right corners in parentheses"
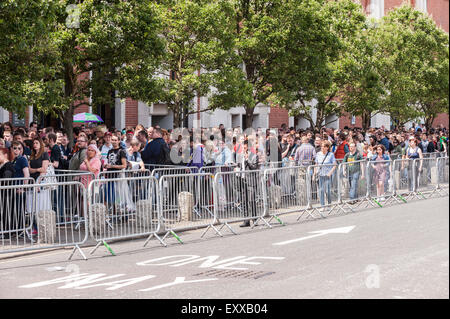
top-left (348, 171), bottom-right (360, 200)
top-left (318, 175), bottom-right (332, 206)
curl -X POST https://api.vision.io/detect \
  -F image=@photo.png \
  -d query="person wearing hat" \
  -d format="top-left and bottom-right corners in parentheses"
top-left (403, 136), bottom-right (423, 192)
top-left (125, 129), bottom-right (134, 149)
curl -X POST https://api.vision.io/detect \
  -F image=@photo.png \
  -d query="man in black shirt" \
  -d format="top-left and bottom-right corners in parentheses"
top-left (103, 135), bottom-right (128, 210)
top-left (105, 135), bottom-right (128, 173)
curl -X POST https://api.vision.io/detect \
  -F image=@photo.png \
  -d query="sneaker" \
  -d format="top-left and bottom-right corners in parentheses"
top-left (379, 197), bottom-right (386, 201)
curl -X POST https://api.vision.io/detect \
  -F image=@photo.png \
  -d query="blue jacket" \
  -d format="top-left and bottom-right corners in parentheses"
top-left (380, 137), bottom-right (391, 152)
top-left (141, 138), bottom-right (166, 165)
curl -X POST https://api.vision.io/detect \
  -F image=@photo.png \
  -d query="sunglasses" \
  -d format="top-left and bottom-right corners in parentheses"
top-left (13, 147), bottom-right (22, 150)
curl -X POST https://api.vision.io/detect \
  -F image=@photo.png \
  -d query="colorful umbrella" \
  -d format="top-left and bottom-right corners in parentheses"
top-left (73, 112), bottom-right (103, 123)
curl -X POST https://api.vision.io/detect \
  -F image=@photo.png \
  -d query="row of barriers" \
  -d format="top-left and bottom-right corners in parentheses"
top-left (0, 156), bottom-right (448, 260)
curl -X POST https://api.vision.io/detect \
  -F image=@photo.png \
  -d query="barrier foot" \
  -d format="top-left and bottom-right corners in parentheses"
top-left (143, 233), bottom-right (167, 248)
top-left (90, 241), bottom-right (115, 256)
top-left (297, 208), bottom-right (321, 221)
top-left (89, 242), bottom-right (102, 255)
top-left (201, 224), bottom-right (223, 238)
top-left (272, 215), bottom-right (284, 226)
top-left (103, 241), bottom-right (116, 256)
top-left (396, 194), bottom-right (407, 203)
top-left (163, 230), bottom-right (183, 244)
top-left (373, 198), bottom-right (383, 207)
top-left (219, 222), bottom-right (237, 235)
top-left (251, 217), bottom-right (272, 229)
top-left (68, 245), bottom-right (88, 261)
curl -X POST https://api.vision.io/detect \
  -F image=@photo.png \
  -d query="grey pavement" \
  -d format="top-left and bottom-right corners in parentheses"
top-left (0, 196), bottom-right (448, 299)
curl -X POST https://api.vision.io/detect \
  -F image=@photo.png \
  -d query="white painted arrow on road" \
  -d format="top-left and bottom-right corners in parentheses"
top-left (273, 226), bottom-right (356, 246)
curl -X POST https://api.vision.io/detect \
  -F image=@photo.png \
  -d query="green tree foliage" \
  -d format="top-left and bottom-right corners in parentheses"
top-left (1, 0), bottom-right (165, 144)
top-left (375, 5), bottom-right (449, 131)
top-left (131, 0), bottom-right (244, 128)
top-left (273, 0), bottom-right (367, 131)
top-left (233, 0), bottom-right (288, 129)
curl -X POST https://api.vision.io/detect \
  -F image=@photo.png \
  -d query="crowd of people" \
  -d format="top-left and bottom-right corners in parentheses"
top-left (0, 120), bottom-right (448, 229)
top-left (0, 120), bottom-right (448, 180)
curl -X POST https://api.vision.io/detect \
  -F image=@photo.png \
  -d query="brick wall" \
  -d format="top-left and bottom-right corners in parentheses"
top-left (125, 98), bottom-right (138, 129)
top-left (339, 112), bottom-right (363, 130)
top-left (432, 113), bottom-right (449, 129)
top-left (427, 0), bottom-right (449, 32)
top-left (384, 0), bottom-right (406, 14)
top-left (269, 107), bottom-right (289, 129)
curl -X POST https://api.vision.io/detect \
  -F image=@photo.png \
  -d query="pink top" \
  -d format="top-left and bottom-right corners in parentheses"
top-left (79, 157), bottom-right (101, 188)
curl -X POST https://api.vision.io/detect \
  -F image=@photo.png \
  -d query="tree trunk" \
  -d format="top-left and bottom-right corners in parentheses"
top-left (172, 104), bottom-right (182, 129)
top-left (425, 115), bottom-right (435, 133)
top-left (62, 107), bottom-right (75, 149)
top-left (361, 110), bottom-right (371, 131)
top-left (244, 106), bottom-right (254, 130)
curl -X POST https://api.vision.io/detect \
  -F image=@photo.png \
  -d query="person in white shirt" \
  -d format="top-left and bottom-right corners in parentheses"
top-left (100, 132), bottom-right (113, 164)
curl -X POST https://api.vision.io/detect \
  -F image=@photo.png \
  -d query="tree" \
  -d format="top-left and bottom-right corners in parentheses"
top-left (126, 0), bottom-right (245, 129)
top-left (273, 0), bottom-right (367, 131)
top-left (0, 0), bottom-right (57, 117)
top-left (233, 0), bottom-right (287, 129)
top-left (376, 5), bottom-right (449, 131)
top-left (2, 0), bottom-right (165, 146)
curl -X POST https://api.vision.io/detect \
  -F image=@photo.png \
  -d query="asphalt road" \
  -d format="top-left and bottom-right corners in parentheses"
top-left (0, 196), bottom-right (448, 300)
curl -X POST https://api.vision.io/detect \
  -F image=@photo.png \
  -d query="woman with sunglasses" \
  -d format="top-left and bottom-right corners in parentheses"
top-left (10, 141), bottom-right (30, 181)
top-left (6, 142), bottom-right (30, 237)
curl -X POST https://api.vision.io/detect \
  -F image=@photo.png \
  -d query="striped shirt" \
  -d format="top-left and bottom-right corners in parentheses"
top-left (295, 143), bottom-right (316, 166)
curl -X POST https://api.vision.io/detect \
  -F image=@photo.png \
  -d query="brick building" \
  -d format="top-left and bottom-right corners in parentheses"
top-left (0, 0), bottom-right (447, 131)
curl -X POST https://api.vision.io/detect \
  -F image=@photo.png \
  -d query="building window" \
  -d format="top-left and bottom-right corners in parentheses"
top-left (415, 0), bottom-right (427, 13)
top-left (369, 0), bottom-right (384, 19)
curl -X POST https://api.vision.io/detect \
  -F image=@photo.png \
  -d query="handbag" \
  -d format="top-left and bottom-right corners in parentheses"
top-left (41, 164), bottom-right (58, 190)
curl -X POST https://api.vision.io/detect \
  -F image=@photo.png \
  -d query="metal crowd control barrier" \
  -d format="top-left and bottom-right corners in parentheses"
top-left (262, 166), bottom-right (310, 225)
top-left (392, 159), bottom-right (416, 203)
top-left (98, 169), bottom-right (151, 180)
top-left (198, 164), bottom-right (238, 174)
top-left (366, 159), bottom-right (399, 207)
top-left (338, 160), bottom-right (369, 209)
top-left (306, 163), bottom-right (350, 217)
top-left (0, 177), bottom-right (35, 187)
top-left (88, 176), bottom-right (160, 256)
top-left (414, 157), bottom-right (440, 199)
top-left (437, 156), bottom-right (449, 196)
top-left (37, 172), bottom-right (95, 230)
top-left (0, 181), bottom-right (88, 260)
top-left (151, 166), bottom-right (194, 180)
top-left (145, 164), bottom-right (187, 172)
top-left (213, 169), bottom-right (265, 233)
top-left (159, 173), bottom-right (217, 242)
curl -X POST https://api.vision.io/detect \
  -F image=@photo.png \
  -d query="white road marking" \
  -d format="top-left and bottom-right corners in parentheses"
top-left (273, 226), bottom-right (356, 246)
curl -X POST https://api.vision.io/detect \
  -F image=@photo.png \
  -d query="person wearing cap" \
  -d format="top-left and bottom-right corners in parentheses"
top-left (125, 129), bottom-right (134, 149)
